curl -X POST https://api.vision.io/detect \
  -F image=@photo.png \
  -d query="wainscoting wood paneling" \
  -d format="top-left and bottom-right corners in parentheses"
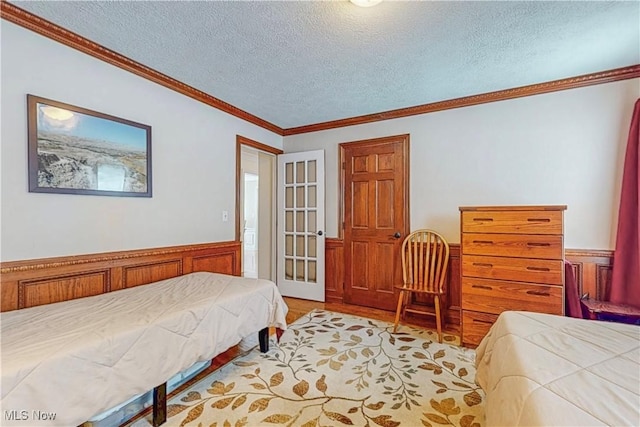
top-left (565, 249), bottom-right (614, 301)
top-left (325, 238), bottom-right (345, 302)
top-left (325, 240), bottom-right (614, 328)
top-left (192, 251), bottom-right (239, 276)
top-left (19, 269), bottom-right (111, 309)
top-left (123, 260), bottom-right (183, 289)
top-left (0, 241), bottom-right (241, 312)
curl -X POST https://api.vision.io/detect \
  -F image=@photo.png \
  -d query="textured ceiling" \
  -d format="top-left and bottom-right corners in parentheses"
top-left (10, 0), bottom-right (640, 129)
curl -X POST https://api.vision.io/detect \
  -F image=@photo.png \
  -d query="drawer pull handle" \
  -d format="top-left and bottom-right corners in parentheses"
top-left (472, 284), bottom-right (493, 290)
top-left (473, 262), bottom-right (493, 267)
top-left (527, 242), bottom-right (551, 247)
top-left (472, 319), bottom-right (494, 325)
top-left (527, 290), bottom-right (550, 297)
top-left (473, 240), bottom-right (494, 244)
top-left (526, 266), bottom-right (550, 272)
top-left (473, 217), bottom-right (494, 222)
top-left (527, 218), bottom-right (551, 223)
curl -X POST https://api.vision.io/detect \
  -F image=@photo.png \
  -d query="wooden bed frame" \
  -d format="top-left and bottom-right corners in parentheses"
top-left (1, 241), bottom-right (249, 426)
top-left (0, 241), bottom-right (241, 312)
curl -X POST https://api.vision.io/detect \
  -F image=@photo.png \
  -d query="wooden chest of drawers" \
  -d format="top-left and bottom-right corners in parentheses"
top-left (460, 205), bottom-right (566, 347)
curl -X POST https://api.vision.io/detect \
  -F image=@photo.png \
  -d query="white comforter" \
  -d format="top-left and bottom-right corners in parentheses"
top-left (475, 311), bottom-right (640, 427)
top-left (0, 272), bottom-right (288, 426)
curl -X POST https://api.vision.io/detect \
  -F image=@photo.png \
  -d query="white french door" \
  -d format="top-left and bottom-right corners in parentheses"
top-left (277, 150), bottom-right (325, 301)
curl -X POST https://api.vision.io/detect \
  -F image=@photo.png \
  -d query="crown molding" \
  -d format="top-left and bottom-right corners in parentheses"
top-left (284, 64), bottom-right (640, 136)
top-left (0, 1), bottom-right (284, 136)
top-left (3, 1), bottom-right (637, 138)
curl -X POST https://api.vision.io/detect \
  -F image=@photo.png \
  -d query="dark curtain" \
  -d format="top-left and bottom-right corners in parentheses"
top-left (610, 98), bottom-right (640, 308)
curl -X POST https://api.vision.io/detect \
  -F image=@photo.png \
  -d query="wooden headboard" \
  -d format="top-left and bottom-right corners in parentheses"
top-left (0, 241), bottom-right (241, 312)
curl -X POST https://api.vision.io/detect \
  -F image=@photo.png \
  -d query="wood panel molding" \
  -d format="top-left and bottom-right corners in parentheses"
top-left (325, 241), bottom-right (615, 328)
top-left (284, 64), bottom-right (640, 135)
top-left (236, 135), bottom-right (283, 156)
top-left (0, 241), bottom-right (239, 273)
top-left (19, 269), bottom-right (111, 309)
top-left (325, 238), bottom-right (345, 303)
top-left (0, 2), bottom-right (283, 135)
top-left (123, 259), bottom-right (183, 289)
top-left (565, 248), bottom-right (614, 301)
top-left (1, 241), bottom-right (241, 312)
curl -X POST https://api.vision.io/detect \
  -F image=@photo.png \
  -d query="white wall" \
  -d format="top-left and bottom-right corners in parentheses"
top-left (284, 79), bottom-right (639, 250)
top-left (0, 22), bottom-right (283, 261)
top-left (3, 21), bottom-right (636, 261)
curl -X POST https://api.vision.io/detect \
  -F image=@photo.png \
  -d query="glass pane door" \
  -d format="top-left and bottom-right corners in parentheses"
top-left (277, 150), bottom-right (325, 301)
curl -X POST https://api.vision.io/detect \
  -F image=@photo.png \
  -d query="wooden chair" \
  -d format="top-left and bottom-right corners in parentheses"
top-left (393, 229), bottom-right (450, 342)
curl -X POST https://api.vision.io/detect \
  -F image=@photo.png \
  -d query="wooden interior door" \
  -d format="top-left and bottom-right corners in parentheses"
top-left (342, 135), bottom-right (409, 311)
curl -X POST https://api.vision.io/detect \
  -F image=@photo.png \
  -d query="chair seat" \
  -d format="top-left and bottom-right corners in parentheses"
top-left (395, 285), bottom-right (443, 295)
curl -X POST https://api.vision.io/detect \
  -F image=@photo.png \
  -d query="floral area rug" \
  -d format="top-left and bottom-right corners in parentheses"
top-left (138, 310), bottom-right (484, 427)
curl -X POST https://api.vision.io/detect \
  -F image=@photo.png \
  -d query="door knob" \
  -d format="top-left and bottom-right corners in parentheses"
top-left (393, 232), bottom-right (401, 239)
top-left (317, 230), bottom-right (323, 236)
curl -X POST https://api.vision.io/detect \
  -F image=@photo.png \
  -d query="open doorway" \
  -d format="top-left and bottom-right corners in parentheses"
top-left (236, 136), bottom-right (283, 281)
top-left (243, 172), bottom-right (259, 278)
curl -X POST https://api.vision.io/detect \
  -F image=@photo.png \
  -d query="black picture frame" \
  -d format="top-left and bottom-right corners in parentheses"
top-left (27, 94), bottom-right (152, 197)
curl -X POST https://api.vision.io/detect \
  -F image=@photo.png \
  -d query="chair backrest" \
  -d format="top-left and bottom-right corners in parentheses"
top-left (401, 229), bottom-right (450, 293)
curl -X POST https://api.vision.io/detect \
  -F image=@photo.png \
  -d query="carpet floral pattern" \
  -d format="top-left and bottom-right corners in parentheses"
top-left (163, 310), bottom-right (484, 427)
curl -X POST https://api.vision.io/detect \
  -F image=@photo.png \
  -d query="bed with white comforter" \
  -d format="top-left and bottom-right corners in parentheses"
top-left (1, 272), bottom-right (288, 426)
top-left (475, 311), bottom-right (639, 426)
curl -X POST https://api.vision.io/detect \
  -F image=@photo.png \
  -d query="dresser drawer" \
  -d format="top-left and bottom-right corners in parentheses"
top-left (462, 310), bottom-right (497, 347)
top-left (462, 255), bottom-right (563, 285)
top-left (461, 277), bottom-right (563, 315)
top-left (461, 210), bottom-right (563, 235)
top-left (462, 233), bottom-right (563, 259)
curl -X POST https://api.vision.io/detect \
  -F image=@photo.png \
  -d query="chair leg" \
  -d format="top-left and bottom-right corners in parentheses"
top-left (434, 295), bottom-right (442, 343)
top-left (401, 292), bottom-right (409, 320)
top-left (393, 291), bottom-right (405, 333)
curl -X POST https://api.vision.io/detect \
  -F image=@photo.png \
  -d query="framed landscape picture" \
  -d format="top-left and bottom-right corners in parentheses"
top-left (27, 94), bottom-right (152, 197)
